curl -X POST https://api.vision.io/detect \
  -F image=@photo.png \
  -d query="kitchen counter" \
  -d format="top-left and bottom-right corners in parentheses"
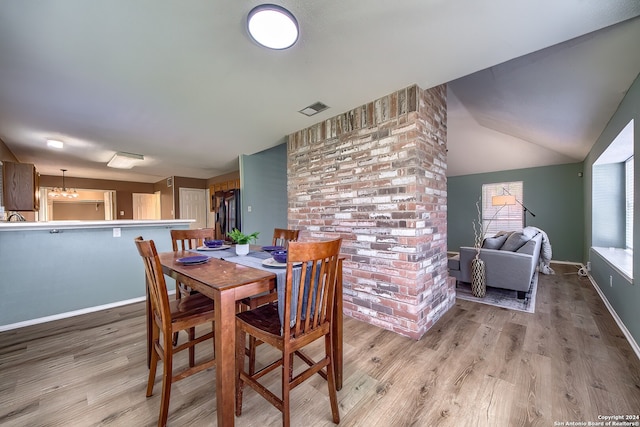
top-left (0, 219), bottom-right (193, 231)
top-left (0, 219), bottom-right (193, 330)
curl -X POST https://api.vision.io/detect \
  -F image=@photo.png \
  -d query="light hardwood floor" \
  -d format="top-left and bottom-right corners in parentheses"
top-left (1, 263), bottom-right (639, 426)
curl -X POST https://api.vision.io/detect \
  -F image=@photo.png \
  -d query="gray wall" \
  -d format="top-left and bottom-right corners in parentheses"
top-left (0, 223), bottom-right (187, 327)
top-left (447, 162), bottom-right (584, 262)
top-left (584, 72), bottom-right (640, 345)
top-left (239, 141), bottom-right (288, 246)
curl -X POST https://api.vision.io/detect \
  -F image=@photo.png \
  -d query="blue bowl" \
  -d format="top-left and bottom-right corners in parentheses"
top-left (272, 250), bottom-right (287, 264)
top-left (204, 239), bottom-right (224, 248)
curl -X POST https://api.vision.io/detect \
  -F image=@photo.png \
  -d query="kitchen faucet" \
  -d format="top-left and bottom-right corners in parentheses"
top-left (7, 212), bottom-right (26, 221)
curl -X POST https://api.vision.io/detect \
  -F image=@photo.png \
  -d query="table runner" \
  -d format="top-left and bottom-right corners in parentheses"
top-left (194, 247), bottom-right (303, 328)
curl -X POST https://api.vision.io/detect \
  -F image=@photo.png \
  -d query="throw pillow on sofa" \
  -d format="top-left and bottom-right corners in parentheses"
top-left (500, 232), bottom-right (530, 252)
top-left (482, 233), bottom-right (509, 249)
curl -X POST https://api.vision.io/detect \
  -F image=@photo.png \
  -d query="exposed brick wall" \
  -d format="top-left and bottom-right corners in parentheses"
top-left (288, 84), bottom-right (455, 339)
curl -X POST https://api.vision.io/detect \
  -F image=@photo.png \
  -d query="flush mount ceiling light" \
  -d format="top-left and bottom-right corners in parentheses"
top-left (247, 4), bottom-right (299, 50)
top-left (107, 151), bottom-right (144, 169)
top-left (46, 139), bottom-right (64, 149)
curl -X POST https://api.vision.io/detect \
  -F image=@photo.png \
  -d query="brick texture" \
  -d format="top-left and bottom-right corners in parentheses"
top-left (287, 84), bottom-right (454, 340)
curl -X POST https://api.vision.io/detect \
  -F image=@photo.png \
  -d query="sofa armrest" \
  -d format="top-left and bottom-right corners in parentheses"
top-left (458, 246), bottom-right (536, 292)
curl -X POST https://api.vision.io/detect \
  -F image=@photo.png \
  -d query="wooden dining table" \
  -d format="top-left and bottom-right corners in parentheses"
top-left (156, 248), bottom-right (344, 427)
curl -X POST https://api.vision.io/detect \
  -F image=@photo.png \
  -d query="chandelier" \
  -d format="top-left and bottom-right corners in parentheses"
top-left (48, 169), bottom-right (78, 198)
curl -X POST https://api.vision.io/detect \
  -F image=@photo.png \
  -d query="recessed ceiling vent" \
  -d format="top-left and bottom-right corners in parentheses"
top-left (299, 102), bottom-right (329, 117)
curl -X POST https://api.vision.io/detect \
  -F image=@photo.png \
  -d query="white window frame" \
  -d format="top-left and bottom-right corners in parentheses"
top-left (625, 155), bottom-right (633, 250)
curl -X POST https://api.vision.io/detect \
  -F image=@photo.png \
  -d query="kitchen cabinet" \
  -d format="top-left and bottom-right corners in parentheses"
top-left (2, 161), bottom-right (40, 211)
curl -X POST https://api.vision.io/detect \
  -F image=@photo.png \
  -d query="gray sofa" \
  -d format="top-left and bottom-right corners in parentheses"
top-left (449, 230), bottom-right (543, 298)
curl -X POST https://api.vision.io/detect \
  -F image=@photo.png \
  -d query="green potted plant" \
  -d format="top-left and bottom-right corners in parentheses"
top-left (227, 228), bottom-right (259, 256)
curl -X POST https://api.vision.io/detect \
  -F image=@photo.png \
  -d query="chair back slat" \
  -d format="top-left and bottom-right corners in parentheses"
top-left (284, 239), bottom-right (341, 338)
top-left (272, 228), bottom-right (300, 248)
top-left (171, 228), bottom-right (215, 251)
top-left (134, 237), bottom-right (172, 336)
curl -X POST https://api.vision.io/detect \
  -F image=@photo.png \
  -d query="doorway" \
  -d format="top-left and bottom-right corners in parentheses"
top-left (39, 188), bottom-right (116, 221)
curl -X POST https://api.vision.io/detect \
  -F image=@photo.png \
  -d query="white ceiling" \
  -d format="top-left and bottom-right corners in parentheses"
top-left (0, 1), bottom-right (639, 183)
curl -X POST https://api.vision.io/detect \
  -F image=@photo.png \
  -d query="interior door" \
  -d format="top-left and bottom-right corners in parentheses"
top-left (133, 193), bottom-right (160, 220)
top-left (104, 190), bottom-right (116, 220)
top-left (179, 188), bottom-right (207, 229)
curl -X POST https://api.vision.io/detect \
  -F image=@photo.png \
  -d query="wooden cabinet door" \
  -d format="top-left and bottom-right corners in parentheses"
top-left (2, 161), bottom-right (39, 211)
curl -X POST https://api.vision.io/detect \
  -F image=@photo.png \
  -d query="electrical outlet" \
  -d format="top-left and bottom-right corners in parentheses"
top-left (248, 205), bottom-right (252, 212)
top-left (586, 261), bottom-right (591, 271)
top-left (113, 227), bottom-right (121, 238)
top-left (610, 275), bottom-right (613, 287)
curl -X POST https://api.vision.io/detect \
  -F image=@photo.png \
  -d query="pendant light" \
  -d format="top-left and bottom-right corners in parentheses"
top-left (48, 169), bottom-right (78, 198)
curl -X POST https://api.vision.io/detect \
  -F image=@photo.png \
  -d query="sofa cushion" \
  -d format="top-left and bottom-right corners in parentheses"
top-left (500, 232), bottom-right (530, 252)
top-left (482, 233), bottom-right (509, 249)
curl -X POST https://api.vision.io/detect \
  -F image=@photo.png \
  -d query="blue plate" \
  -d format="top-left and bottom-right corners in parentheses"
top-left (261, 245), bottom-right (285, 252)
top-left (177, 255), bottom-right (209, 265)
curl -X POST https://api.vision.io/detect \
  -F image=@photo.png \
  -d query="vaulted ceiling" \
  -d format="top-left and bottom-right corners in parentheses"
top-left (0, 1), bottom-right (639, 183)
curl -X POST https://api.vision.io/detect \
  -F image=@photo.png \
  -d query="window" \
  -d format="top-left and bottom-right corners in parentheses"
top-left (482, 181), bottom-right (523, 236)
top-left (593, 119), bottom-right (634, 249)
top-left (626, 156), bottom-right (633, 250)
top-left (592, 120), bottom-right (633, 280)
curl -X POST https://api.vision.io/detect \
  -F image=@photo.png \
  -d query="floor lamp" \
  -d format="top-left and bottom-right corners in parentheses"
top-left (492, 190), bottom-right (536, 227)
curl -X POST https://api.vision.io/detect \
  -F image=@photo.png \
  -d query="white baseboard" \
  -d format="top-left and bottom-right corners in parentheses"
top-left (0, 290), bottom-right (175, 333)
top-left (583, 264), bottom-right (640, 361)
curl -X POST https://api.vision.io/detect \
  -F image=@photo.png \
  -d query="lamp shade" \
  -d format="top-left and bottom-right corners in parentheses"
top-left (492, 195), bottom-right (516, 206)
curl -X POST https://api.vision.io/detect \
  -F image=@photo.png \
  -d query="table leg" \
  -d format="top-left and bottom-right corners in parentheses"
top-left (333, 259), bottom-right (343, 391)
top-left (215, 289), bottom-right (237, 427)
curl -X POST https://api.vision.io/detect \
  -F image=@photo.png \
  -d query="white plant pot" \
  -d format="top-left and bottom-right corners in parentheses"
top-left (235, 243), bottom-right (250, 256)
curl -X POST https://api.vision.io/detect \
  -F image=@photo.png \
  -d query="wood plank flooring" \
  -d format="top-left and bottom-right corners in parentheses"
top-left (1, 263), bottom-right (639, 426)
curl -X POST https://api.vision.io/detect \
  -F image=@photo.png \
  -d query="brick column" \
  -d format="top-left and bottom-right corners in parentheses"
top-left (288, 84), bottom-right (454, 339)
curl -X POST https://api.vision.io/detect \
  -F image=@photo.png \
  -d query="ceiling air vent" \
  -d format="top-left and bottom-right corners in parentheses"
top-left (299, 102), bottom-right (329, 117)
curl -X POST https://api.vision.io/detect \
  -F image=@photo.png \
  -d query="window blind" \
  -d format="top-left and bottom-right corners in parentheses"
top-left (481, 181), bottom-right (523, 236)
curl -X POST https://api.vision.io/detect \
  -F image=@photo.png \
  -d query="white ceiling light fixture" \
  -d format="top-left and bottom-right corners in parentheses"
top-left (107, 151), bottom-right (144, 169)
top-left (46, 139), bottom-right (64, 149)
top-left (247, 4), bottom-right (299, 50)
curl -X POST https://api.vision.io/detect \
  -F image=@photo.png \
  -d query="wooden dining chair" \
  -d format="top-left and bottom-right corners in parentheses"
top-left (235, 238), bottom-right (342, 427)
top-left (272, 228), bottom-right (300, 247)
top-left (134, 236), bottom-right (216, 427)
top-left (170, 228), bottom-right (215, 298)
top-left (242, 227), bottom-right (300, 374)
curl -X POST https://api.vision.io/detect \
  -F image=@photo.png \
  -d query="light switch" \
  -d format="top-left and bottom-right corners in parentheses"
top-left (120, 210), bottom-right (125, 216)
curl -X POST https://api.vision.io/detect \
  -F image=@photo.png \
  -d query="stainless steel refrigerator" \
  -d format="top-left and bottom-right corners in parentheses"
top-left (213, 189), bottom-right (241, 240)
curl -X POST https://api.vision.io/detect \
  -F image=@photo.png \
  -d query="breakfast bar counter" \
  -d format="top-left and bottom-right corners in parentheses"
top-left (0, 219), bottom-right (192, 330)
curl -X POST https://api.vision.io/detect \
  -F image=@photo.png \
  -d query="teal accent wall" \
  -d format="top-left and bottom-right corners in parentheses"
top-left (447, 162), bottom-right (584, 262)
top-left (584, 72), bottom-right (640, 345)
top-left (239, 141), bottom-right (288, 246)
top-left (0, 223), bottom-right (187, 327)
